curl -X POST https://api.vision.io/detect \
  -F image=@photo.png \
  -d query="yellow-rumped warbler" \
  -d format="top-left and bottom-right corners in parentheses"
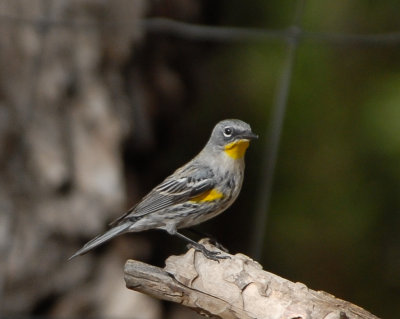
top-left (69, 119), bottom-right (257, 260)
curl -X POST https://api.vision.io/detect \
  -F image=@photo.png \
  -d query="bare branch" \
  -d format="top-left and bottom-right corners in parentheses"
top-left (124, 240), bottom-right (380, 319)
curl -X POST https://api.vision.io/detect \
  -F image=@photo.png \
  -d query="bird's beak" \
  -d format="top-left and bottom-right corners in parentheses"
top-left (240, 131), bottom-right (258, 140)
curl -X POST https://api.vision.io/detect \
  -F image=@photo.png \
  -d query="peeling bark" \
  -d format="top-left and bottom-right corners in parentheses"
top-left (124, 240), bottom-right (379, 319)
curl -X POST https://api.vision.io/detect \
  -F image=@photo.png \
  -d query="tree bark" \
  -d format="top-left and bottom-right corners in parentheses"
top-left (124, 239), bottom-right (379, 319)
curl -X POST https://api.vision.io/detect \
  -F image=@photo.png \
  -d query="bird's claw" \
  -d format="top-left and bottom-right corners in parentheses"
top-left (203, 249), bottom-right (230, 261)
top-left (188, 243), bottom-right (231, 261)
top-left (206, 238), bottom-right (229, 253)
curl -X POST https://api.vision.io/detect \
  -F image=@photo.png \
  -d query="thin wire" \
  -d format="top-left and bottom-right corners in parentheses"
top-left (142, 17), bottom-right (286, 41)
top-left (1, 14), bottom-right (400, 45)
top-left (303, 30), bottom-right (400, 45)
top-left (250, 0), bottom-right (305, 260)
top-left (144, 18), bottom-right (400, 46)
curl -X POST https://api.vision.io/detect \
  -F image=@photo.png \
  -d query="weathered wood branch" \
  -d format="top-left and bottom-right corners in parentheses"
top-left (124, 239), bottom-right (379, 319)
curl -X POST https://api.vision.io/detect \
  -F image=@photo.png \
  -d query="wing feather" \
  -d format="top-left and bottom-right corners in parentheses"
top-left (109, 164), bottom-right (215, 226)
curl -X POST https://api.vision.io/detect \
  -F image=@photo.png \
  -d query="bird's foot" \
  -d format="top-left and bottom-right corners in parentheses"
top-left (188, 243), bottom-right (231, 261)
top-left (186, 228), bottom-right (230, 253)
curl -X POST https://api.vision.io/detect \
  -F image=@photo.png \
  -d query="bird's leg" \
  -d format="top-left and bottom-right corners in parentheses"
top-left (175, 231), bottom-right (230, 261)
top-left (169, 230), bottom-right (230, 261)
top-left (186, 228), bottom-right (229, 253)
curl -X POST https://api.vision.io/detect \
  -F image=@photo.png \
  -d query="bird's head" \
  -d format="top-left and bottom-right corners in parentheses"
top-left (208, 119), bottom-right (258, 159)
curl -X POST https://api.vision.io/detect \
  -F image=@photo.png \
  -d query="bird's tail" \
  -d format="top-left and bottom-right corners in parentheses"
top-left (68, 223), bottom-right (131, 260)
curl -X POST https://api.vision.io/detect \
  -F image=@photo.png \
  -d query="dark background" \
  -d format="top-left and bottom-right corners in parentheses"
top-left (1, 0), bottom-right (399, 318)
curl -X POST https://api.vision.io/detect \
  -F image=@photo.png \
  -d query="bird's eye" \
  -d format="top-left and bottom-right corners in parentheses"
top-left (223, 127), bottom-right (233, 137)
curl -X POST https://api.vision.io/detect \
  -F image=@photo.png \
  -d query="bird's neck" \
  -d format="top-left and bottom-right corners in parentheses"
top-left (223, 139), bottom-right (250, 159)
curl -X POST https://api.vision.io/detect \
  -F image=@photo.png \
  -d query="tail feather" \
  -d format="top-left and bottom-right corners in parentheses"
top-left (68, 223), bottom-right (131, 260)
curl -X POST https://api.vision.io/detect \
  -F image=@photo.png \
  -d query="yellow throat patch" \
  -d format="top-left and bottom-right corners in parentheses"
top-left (224, 139), bottom-right (250, 159)
top-left (190, 188), bottom-right (224, 202)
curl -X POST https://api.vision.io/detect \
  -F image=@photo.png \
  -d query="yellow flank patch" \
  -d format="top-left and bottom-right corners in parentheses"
top-left (224, 139), bottom-right (250, 159)
top-left (190, 188), bottom-right (224, 203)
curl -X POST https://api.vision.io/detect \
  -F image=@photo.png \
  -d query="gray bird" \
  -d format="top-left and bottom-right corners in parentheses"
top-left (69, 119), bottom-right (257, 260)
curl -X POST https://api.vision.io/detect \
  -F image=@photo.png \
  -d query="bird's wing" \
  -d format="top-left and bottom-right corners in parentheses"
top-left (109, 164), bottom-right (216, 226)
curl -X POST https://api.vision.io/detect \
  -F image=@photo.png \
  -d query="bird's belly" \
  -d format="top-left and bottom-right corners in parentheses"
top-left (177, 185), bottom-right (240, 229)
top-left (175, 201), bottom-right (230, 229)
